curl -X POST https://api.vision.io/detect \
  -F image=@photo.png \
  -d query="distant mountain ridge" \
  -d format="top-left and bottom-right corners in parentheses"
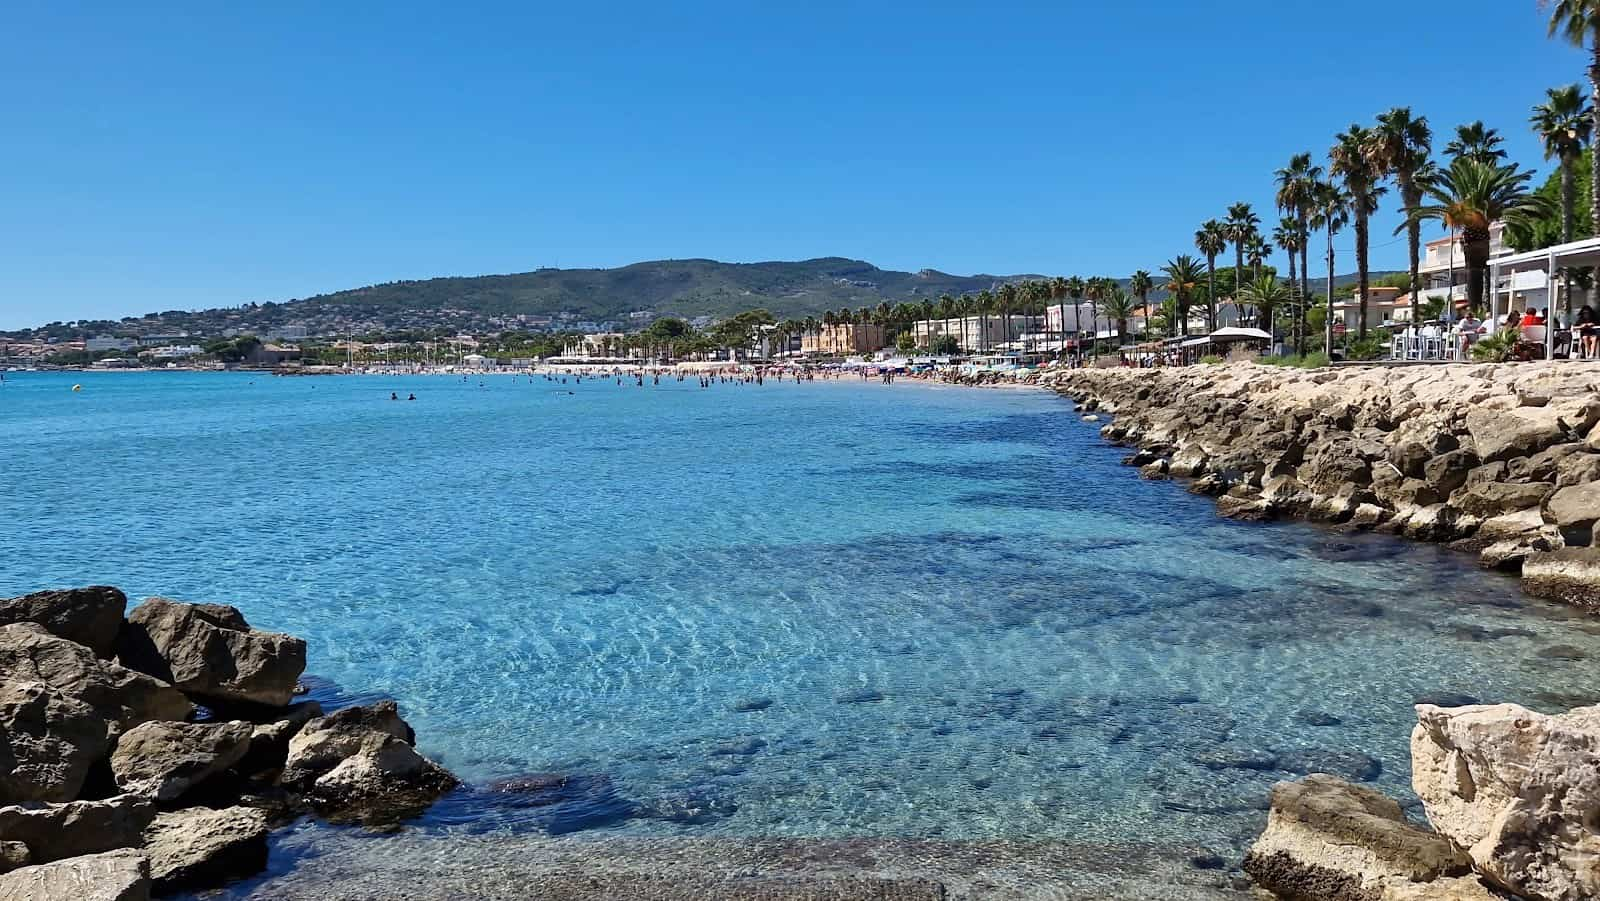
top-left (7, 257), bottom-right (1404, 338)
top-left (290, 257), bottom-right (1048, 322)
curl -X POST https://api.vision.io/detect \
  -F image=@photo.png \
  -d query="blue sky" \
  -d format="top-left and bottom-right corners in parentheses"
top-left (0, 1), bottom-right (1585, 328)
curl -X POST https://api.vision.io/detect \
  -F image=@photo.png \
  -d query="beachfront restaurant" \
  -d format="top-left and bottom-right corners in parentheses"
top-left (1486, 235), bottom-right (1600, 360)
top-left (1174, 327), bottom-right (1273, 364)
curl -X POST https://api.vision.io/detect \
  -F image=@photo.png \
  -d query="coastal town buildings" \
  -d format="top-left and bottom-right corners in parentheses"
top-left (802, 323), bottom-right (884, 354)
top-left (913, 315), bottom-right (1027, 351)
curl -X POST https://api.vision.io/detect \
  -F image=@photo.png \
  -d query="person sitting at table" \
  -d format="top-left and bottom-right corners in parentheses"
top-left (1577, 304), bottom-right (1599, 358)
top-left (1520, 308), bottom-right (1544, 327)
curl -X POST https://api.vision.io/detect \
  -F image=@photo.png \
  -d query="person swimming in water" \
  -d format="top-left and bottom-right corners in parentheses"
top-left (390, 392), bottom-right (398, 400)
top-left (407, 393), bottom-right (416, 401)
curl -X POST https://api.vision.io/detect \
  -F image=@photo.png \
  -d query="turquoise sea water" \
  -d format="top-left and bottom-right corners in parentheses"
top-left (4, 371), bottom-right (1599, 863)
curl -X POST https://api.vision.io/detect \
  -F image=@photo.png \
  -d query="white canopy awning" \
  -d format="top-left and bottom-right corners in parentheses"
top-left (1208, 327), bottom-right (1272, 341)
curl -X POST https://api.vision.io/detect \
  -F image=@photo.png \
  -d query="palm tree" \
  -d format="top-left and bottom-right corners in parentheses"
top-left (1372, 108), bottom-right (1433, 325)
top-left (936, 294), bottom-right (956, 350)
top-left (1546, 1), bottom-right (1600, 236)
top-left (1084, 277), bottom-right (1110, 360)
top-left (1240, 276), bottom-right (1291, 346)
top-left (1065, 276), bottom-right (1086, 361)
top-left (1100, 285), bottom-right (1136, 347)
top-left (1245, 234), bottom-right (1272, 282)
top-left (1533, 84), bottom-right (1593, 248)
top-left (919, 300), bottom-right (935, 351)
top-left (1444, 121), bottom-right (1508, 164)
top-left (1309, 180), bottom-right (1351, 354)
top-left (996, 282), bottom-right (1018, 350)
top-left (1160, 256), bottom-right (1205, 338)
top-left (1275, 153), bottom-right (1322, 352)
top-left (1272, 219), bottom-right (1300, 342)
top-left (1048, 277), bottom-right (1069, 357)
top-left (1330, 125), bottom-right (1387, 339)
top-left (1409, 158), bottom-right (1552, 315)
top-left (1224, 203), bottom-right (1260, 323)
top-left (976, 290), bottom-right (995, 352)
top-left (1195, 220), bottom-right (1228, 332)
top-left (1129, 270), bottom-right (1153, 336)
top-left (1532, 83), bottom-right (1592, 322)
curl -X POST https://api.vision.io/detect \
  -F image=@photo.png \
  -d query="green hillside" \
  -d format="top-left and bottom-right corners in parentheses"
top-left (296, 258), bottom-right (1045, 321)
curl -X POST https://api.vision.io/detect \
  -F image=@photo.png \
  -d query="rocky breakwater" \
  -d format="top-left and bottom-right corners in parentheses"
top-left (1041, 361), bottom-right (1600, 612)
top-left (1243, 700), bottom-right (1600, 901)
top-left (0, 586), bottom-right (456, 900)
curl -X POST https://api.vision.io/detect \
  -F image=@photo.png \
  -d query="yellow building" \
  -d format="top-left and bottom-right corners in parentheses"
top-left (801, 323), bottom-right (885, 355)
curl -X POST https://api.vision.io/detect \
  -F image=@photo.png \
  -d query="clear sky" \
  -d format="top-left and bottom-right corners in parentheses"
top-left (0, 1), bottom-right (1584, 328)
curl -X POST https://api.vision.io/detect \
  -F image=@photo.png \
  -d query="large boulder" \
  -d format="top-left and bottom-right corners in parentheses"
top-left (0, 680), bottom-right (109, 803)
top-left (0, 796), bottom-right (155, 864)
top-left (237, 701), bottom-right (322, 778)
top-left (0, 842), bottom-right (25, 874)
top-left (0, 848), bottom-right (149, 901)
top-left (282, 701), bottom-right (455, 825)
top-left (140, 805), bottom-right (267, 894)
top-left (280, 700), bottom-right (413, 786)
top-left (1520, 548), bottom-right (1600, 611)
top-left (116, 599), bottom-right (305, 708)
top-left (1466, 407), bottom-right (1568, 463)
top-left (0, 625), bottom-right (190, 732)
top-left (1449, 480), bottom-right (1552, 519)
top-left (1243, 774), bottom-right (1468, 901)
top-left (1412, 702), bottom-right (1600, 901)
top-left (1542, 482), bottom-right (1600, 548)
top-left (109, 721), bottom-right (253, 802)
top-left (0, 587), bottom-right (126, 659)
top-left (307, 735), bottom-right (458, 825)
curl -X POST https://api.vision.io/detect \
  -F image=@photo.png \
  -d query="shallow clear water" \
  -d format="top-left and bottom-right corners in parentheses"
top-left (4, 370), bottom-right (1599, 859)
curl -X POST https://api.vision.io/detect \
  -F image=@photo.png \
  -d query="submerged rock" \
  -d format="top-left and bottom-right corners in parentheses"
top-left (0, 848), bottom-right (150, 901)
top-left (1243, 774), bottom-right (1468, 900)
top-left (283, 701), bottom-right (455, 826)
top-left (117, 598), bottom-right (306, 708)
top-left (0, 587), bottom-right (126, 659)
top-left (141, 805), bottom-right (267, 894)
top-left (109, 720), bottom-right (253, 802)
top-left (1412, 702), bottom-right (1600, 901)
top-left (1520, 548), bottom-right (1600, 611)
top-left (0, 679), bottom-right (110, 803)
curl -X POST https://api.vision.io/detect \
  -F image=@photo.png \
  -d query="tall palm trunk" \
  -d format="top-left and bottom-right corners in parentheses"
top-left (1286, 249), bottom-right (1298, 354)
top-left (1404, 183), bottom-right (1422, 328)
top-left (1591, 46), bottom-right (1600, 239)
top-left (1562, 151), bottom-right (1576, 323)
top-left (1205, 255), bottom-right (1216, 333)
top-left (1464, 227), bottom-right (1491, 316)
top-left (1325, 228), bottom-right (1336, 356)
top-left (1233, 246), bottom-right (1244, 328)
top-left (1298, 228), bottom-right (1311, 355)
top-left (1072, 303), bottom-right (1082, 364)
top-left (1355, 209), bottom-right (1371, 340)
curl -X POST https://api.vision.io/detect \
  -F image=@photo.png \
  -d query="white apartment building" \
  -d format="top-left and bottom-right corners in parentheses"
top-left (1416, 222), bottom-right (1551, 314)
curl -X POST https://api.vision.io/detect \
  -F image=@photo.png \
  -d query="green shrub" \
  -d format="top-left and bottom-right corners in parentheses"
top-left (1345, 336), bottom-right (1388, 361)
top-left (1471, 326), bottom-right (1519, 362)
top-left (1258, 352), bottom-right (1331, 369)
top-left (1199, 354), bottom-right (1224, 365)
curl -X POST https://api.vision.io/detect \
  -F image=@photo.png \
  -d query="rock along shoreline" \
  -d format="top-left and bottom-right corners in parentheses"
top-left (1028, 361), bottom-right (1600, 613)
top-left (0, 587), bottom-right (457, 899)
